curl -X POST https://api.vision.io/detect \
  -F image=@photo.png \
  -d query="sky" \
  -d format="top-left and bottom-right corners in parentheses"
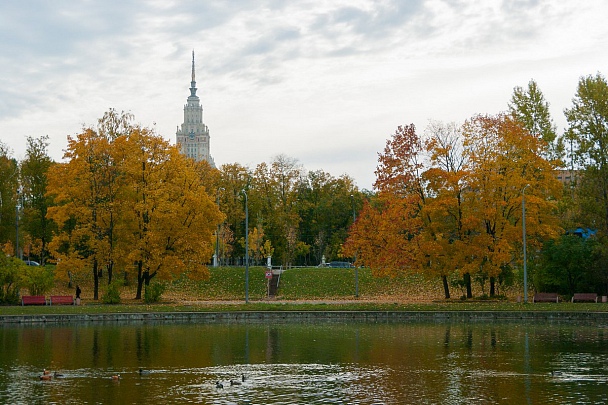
top-left (1, 1), bottom-right (607, 190)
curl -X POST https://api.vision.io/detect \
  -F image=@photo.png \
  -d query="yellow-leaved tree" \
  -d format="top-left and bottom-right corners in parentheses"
top-left (47, 119), bottom-right (125, 300)
top-left (115, 128), bottom-right (223, 299)
top-left (48, 110), bottom-right (223, 300)
top-left (461, 114), bottom-right (563, 296)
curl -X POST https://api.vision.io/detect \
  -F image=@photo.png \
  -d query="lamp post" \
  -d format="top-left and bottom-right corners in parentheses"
top-left (351, 194), bottom-right (359, 298)
top-left (242, 189), bottom-right (249, 303)
top-left (522, 184), bottom-right (530, 303)
top-left (15, 186), bottom-right (22, 260)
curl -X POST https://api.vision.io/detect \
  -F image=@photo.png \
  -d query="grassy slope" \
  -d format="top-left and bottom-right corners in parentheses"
top-left (2, 266), bottom-right (606, 315)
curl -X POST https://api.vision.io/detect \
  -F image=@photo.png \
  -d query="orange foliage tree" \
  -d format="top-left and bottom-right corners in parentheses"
top-left (344, 124), bottom-right (425, 277)
top-left (346, 116), bottom-right (562, 299)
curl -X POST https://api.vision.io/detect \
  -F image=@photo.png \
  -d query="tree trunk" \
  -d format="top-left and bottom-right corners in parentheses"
top-left (136, 261), bottom-right (144, 300)
top-left (489, 276), bottom-right (496, 297)
top-left (93, 259), bottom-right (99, 300)
top-left (464, 273), bottom-right (472, 298)
top-left (442, 275), bottom-right (450, 299)
top-left (107, 260), bottom-right (114, 285)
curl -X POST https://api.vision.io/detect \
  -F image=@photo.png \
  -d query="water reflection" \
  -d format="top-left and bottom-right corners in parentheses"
top-left (1, 320), bottom-right (607, 404)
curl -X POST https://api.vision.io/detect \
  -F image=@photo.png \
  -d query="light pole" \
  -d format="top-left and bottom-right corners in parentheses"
top-left (351, 194), bottom-right (359, 298)
top-left (522, 184), bottom-right (530, 303)
top-left (15, 186), bottom-right (22, 260)
top-left (242, 189), bottom-right (249, 303)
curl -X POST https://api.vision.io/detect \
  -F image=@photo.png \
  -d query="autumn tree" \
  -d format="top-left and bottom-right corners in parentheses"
top-left (462, 114), bottom-right (562, 296)
top-left (19, 136), bottom-right (56, 264)
top-left (344, 125), bottom-right (425, 277)
top-left (116, 128), bottom-right (222, 299)
top-left (47, 118), bottom-right (125, 300)
top-left (420, 121), bottom-right (470, 298)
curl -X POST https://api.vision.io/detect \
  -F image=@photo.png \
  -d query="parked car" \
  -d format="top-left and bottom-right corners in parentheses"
top-left (23, 260), bottom-right (40, 266)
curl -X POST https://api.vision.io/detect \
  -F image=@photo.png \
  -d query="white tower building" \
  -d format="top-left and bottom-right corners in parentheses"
top-left (176, 51), bottom-right (215, 166)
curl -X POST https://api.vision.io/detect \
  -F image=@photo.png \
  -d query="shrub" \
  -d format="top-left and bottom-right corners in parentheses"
top-left (21, 266), bottom-right (54, 296)
top-left (102, 280), bottom-right (122, 304)
top-left (144, 282), bottom-right (166, 303)
top-left (0, 257), bottom-right (23, 305)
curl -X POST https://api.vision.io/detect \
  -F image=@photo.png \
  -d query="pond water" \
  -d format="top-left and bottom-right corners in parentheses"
top-left (1, 319), bottom-right (607, 404)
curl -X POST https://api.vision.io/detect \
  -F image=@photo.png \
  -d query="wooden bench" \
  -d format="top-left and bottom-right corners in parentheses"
top-left (571, 293), bottom-right (598, 303)
top-left (21, 295), bottom-right (47, 306)
top-left (533, 293), bottom-right (560, 303)
top-left (49, 295), bottom-right (74, 305)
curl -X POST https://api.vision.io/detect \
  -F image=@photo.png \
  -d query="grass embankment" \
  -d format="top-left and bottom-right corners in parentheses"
top-left (2, 266), bottom-right (607, 315)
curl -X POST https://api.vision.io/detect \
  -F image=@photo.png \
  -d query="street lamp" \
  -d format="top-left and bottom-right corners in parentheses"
top-left (242, 189), bottom-right (249, 303)
top-left (15, 186), bottom-right (23, 260)
top-left (522, 184), bottom-right (530, 303)
top-left (350, 194), bottom-right (359, 298)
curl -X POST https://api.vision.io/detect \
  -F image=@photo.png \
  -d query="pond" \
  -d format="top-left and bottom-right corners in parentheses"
top-left (1, 319), bottom-right (607, 404)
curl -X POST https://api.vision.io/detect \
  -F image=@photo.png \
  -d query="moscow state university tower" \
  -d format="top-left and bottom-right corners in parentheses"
top-left (176, 51), bottom-right (215, 166)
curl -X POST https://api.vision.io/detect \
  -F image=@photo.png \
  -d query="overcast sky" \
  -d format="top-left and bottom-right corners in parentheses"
top-left (1, 1), bottom-right (607, 190)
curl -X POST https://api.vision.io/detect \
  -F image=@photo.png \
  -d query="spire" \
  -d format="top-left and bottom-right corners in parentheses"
top-left (189, 50), bottom-right (198, 98)
top-left (191, 50), bottom-right (195, 82)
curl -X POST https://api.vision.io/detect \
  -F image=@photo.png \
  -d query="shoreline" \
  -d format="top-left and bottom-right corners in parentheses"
top-left (3, 309), bottom-right (608, 324)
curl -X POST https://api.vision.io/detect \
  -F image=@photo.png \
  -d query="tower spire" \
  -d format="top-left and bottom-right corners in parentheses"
top-left (189, 49), bottom-right (197, 98)
top-left (191, 49), bottom-right (195, 82)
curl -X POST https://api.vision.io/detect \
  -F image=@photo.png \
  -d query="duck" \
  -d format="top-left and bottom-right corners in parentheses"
top-left (43, 369), bottom-right (51, 375)
top-left (111, 374), bottom-right (121, 380)
top-left (230, 379), bottom-right (242, 386)
top-left (39, 374), bottom-right (52, 381)
top-left (53, 371), bottom-right (64, 378)
top-left (139, 368), bottom-right (150, 375)
top-left (216, 381), bottom-right (224, 389)
top-left (241, 374), bottom-right (247, 382)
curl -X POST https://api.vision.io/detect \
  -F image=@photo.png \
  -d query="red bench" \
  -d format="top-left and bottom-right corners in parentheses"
top-left (21, 296), bottom-right (47, 306)
top-left (533, 293), bottom-right (560, 303)
top-left (49, 295), bottom-right (74, 305)
top-left (571, 293), bottom-right (598, 303)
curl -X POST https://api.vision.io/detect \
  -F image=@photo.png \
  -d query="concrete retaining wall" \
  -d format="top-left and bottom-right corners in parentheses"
top-left (2, 310), bottom-right (608, 325)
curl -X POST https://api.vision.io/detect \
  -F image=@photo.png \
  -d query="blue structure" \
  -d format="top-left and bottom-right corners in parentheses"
top-left (567, 227), bottom-right (597, 239)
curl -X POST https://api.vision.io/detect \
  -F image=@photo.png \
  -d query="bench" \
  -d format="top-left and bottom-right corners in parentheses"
top-left (21, 295), bottom-right (47, 306)
top-left (571, 293), bottom-right (598, 303)
top-left (49, 295), bottom-right (75, 305)
top-left (533, 293), bottom-right (560, 303)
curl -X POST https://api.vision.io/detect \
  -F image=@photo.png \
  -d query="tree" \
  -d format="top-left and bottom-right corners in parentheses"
top-left (47, 110), bottom-right (223, 300)
top-left (462, 114), bottom-right (562, 296)
top-left (345, 125), bottom-right (425, 277)
top-left (116, 128), bottom-right (222, 299)
top-left (251, 155), bottom-right (304, 266)
top-left (0, 142), bottom-right (18, 252)
top-left (296, 170), bottom-right (360, 265)
top-left (20, 136), bottom-right (56, 265)
top-left (564, 72), bottom-right (608, 233)
top-left (47, 111), bottom-right (132, 299)
top-left (217, 163), bottom-right (250, 263)
top-left (420, 121), bottom-right (470, 298)
top-left (536, 234), bottom-right (602, 295)
top-left (509, 79), bottom-right (563, 162)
